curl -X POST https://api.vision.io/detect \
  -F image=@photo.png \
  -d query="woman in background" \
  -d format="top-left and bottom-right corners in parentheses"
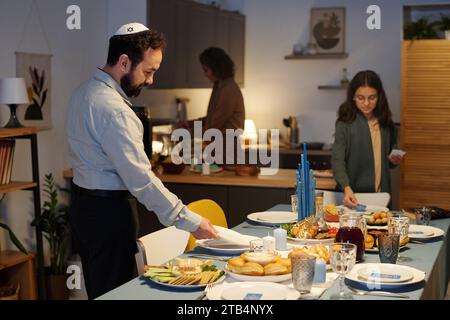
top-left (332, 70), bottom-right (403, 208)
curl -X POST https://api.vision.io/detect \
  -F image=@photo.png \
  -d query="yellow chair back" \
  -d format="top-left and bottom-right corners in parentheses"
top-left (186, 199), bottom-right (228, 251)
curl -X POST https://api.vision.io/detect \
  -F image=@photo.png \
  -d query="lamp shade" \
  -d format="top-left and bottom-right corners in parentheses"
top-left (0, 78), bottom-right (29, 104)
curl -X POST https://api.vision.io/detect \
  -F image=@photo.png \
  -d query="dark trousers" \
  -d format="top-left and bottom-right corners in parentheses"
top-left (69, 188), bottom-right (137, 299)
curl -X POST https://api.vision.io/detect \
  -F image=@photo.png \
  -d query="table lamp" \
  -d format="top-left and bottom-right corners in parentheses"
top-left (0, 77), bottom-right (29, 128)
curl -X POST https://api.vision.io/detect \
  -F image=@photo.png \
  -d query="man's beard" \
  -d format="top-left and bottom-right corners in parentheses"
top-left (121, 72), bottom-right (145, 98)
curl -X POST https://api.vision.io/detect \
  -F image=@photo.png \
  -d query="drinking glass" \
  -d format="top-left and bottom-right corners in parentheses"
top-left (387, 216), bottom-right (410, 262)
top-left (290, 253), bottom-right (316, 295)
top-left (414, 207), bottom-right (431, 226)
top-left (378, 233), bottom-right (400, 264)
top-left (330, 243), bottom-right (357, 300)
top-left (291, 194), bottom-right (298, 215)
top-left (249, 239), bottom-right (264, 252)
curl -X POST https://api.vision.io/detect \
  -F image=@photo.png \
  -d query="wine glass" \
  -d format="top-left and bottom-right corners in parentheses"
top-left (330, 243), bottom-right (357, 300)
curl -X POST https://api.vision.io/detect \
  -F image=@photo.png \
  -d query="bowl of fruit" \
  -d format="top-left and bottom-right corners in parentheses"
top-left (366, 211), bottom-right (393, 226)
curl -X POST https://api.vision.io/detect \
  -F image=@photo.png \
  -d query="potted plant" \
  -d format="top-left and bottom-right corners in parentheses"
top-left (436, 15), bottom-right (450, 40)
top-left (31, 173), bottom-right (70, 300)
top-left (0, 222), bottom-right (28, 255)
top-left (404, 18), bottom-right (438, 41)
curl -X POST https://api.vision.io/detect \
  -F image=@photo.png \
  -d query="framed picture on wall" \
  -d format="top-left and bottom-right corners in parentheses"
top-left (310, 7), bottom-right (346, 54)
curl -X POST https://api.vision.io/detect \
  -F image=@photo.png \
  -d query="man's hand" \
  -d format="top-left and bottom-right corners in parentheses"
top-left (191, 217), bottom-right (219, 240)
top-left (343, 186), bottom-right (358, 208)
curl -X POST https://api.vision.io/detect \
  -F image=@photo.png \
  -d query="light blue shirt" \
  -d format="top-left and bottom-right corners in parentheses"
top-left (65, 69), bottom-right (201, 232)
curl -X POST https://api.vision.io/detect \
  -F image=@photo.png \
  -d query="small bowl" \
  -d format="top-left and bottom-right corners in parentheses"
top-left (161, 162), bottom-right (185, 174)
top-left (241, 251), bottom-right (278, 266)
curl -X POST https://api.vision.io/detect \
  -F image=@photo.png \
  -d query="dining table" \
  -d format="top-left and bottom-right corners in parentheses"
top-left (97, 204), bottom-right (450, 300)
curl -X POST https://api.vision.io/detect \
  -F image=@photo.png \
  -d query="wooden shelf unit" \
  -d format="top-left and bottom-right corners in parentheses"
top-left (0, 181), bottom-right (38, 193)
top-left (285, 53), bottom-right (348, 60)
top-left (0, 250), bottom-right (37, 299)
top-left (400, 40), bottom-right (450, 209)
top-left (318, 84), bottom-right (348, 90)
top-left (0, 127), bottom-right (44, 299)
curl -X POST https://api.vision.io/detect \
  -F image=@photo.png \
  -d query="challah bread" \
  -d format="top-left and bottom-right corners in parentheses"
top-left (263, 262), bottom-right (289, 275)
top-left (227, 257), bottom-right (245, 273)
top-left (240, 262), bottom-right (264, 276)
top-left (274, 257), bottom-right (292, 272)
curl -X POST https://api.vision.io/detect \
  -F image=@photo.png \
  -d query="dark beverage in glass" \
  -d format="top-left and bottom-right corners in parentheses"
top-left (335, 226), bottom-right (365, 261)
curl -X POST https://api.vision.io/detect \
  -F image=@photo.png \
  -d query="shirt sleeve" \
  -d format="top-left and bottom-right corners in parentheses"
top-left (332, 121), bottom-right (350, 190)
top-left (100, 111), bottom-right (202, 232)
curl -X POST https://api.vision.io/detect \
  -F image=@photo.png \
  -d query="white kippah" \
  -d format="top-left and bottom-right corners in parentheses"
top-left (114, 22), bottom-right (149, 36)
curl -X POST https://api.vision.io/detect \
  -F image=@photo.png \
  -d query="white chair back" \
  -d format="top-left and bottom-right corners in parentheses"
top-left (316, 189), bottom-right (391, 208)
top-left (135, 226), bottom-right (190, 275)
top-left (354, 192), bottom-right (390, 207)
top-left (317, 190), bottom-right (344, 206)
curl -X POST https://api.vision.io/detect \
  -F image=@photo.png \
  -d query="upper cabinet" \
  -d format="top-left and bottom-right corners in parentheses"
top-left (148, 0), bottom-right (245, 89)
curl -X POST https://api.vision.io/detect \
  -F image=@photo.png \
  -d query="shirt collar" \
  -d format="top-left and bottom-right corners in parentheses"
top-left (93, 68), bottom-right (132, 106)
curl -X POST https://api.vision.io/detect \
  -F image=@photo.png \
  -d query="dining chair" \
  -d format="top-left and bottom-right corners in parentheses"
top-left (185, 199), bottom-right (228, 251)
top-left (317, 190), bottom-right (391, 207)
top-left (135, 226), bottom-right (190, 275)
top-left (354, 192), bottom-right (391, 207)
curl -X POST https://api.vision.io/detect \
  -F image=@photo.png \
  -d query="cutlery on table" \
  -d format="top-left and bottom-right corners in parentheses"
top-left (187, 254), bottom-right (231, 262)
top-left (195, 283), bottom-right (214, 300)
top-left (349, 287), bottom-right (409, 299)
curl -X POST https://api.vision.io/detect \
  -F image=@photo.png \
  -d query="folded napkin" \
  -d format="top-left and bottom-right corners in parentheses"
top-left (204, 226), bottom-right (260, 247)
top-left (291, 272), bottom-right (339, 300)
top-left (210, 272), bottom-right (338, 300)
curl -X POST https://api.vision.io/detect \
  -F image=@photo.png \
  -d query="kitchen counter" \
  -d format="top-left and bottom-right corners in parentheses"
top-left (63, 167), bottom-right (336, 190)
top-left (63, 167), bottom-right (336, 229)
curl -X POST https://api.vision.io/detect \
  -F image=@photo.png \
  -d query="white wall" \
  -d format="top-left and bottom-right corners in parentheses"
top-left (0, 0), bottom-right (108, 256)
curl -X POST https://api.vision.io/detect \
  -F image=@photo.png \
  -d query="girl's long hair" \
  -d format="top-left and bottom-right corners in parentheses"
top-left (337, 70), bottom-right (394, 128)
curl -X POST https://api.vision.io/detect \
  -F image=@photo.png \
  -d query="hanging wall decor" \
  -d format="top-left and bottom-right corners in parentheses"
top-left (15, 52), bottom-right (52, 129)
top-left (310, 7), bottom-right (346, 54)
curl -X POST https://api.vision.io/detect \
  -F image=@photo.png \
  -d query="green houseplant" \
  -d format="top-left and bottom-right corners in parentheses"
top-left (404, 18), bottom-right (439, 40)
top-left (0, 222), bottom-right (28, 255)
top-left (436, 15), bottom-right (450, 39)
top-left (31, 173), bottom-right (70, 299)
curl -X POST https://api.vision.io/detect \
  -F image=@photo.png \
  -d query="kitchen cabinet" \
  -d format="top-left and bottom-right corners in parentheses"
top-left (400, 40), bottom-right (450, 209)
top-left (135, 183), bottom-right (293, 235)
top-left (147, 0), bottom-right (245, 88)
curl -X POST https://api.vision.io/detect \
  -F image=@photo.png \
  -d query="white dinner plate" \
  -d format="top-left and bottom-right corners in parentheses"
top-left (345, 205), bottom-right (390, 215)
top-left (196, 240), bottom-right (249, 254)
top-left (408, 225), bottom-right (444, 240)
top-left (145, 274), bottom-right (225, 290)
top-left (247, 211), bottom-right (298, 224)
top-left (357, 264), bottom-right (414, 283)
top-left (225, 265), bottom-right (292, 283)
top-left (346, 263), bottom-right (425, 289)
top-left (207, 282), bottom-right (300, 300)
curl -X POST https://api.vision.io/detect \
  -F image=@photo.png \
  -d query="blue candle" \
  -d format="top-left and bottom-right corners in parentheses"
top-left (313, 259), bottom-right (327, 284)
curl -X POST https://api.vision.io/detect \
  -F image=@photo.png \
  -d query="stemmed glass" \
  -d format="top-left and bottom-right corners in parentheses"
top-left (330, 243), bottom-right (357, 300)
